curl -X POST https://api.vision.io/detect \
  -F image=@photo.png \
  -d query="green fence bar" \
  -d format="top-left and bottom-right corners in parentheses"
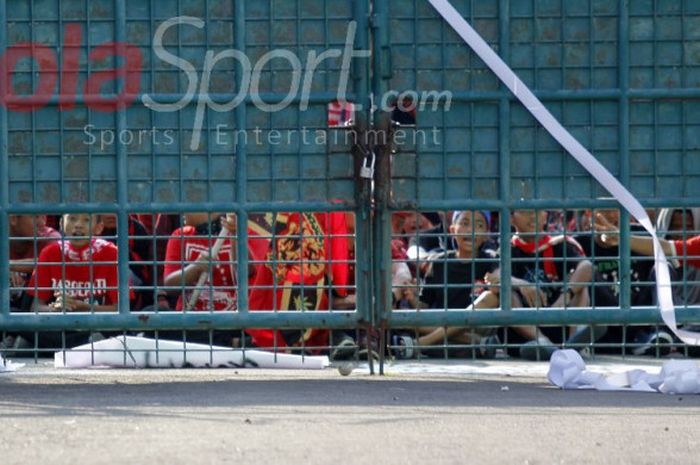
top-left (0, 0), bottom-right (8, 317)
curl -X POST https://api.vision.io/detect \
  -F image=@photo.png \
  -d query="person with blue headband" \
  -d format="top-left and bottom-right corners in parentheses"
top-left (392, 210), bottom-right (499, 358)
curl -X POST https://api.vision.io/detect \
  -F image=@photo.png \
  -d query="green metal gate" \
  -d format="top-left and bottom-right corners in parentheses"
top-left (371, 0), bottom-right (700, 365)
top-left (0, 0), bottom-right (374, 346)
top-left (2, 0), bottom-right (700, 365)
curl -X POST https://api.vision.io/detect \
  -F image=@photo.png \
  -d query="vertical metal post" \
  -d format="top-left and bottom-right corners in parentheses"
top-left (498, 0), bottom-right (512, 310)
top-left (373, 114), bottom-right (393, 375)
top-left (0, 0), bottom-right (9, 316)
top-left (234, 0), bottom-right (249, 313)
top-left (370, 0), bottom-right (392, 375)
top-left (353, 0), bottom-right (373, 326)
top-left (115, 0), bottom-right (130, 314)
top-left (618, 1), bottom-right (632, 312)
top-left (371, 0), bottom-right (390, 107)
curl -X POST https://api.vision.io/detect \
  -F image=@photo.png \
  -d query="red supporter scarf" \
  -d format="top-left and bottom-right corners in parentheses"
top-left (59, 238), bottom-right (110, 262)
top-left (511, 235), bottom-right (558, 280)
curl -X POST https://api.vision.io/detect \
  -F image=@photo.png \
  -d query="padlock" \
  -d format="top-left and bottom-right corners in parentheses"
top-left (360, 152), bottom-right (375, 179)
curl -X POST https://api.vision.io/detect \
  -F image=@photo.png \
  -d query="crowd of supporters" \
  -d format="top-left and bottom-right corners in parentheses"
top-left (4, 207), bottom-right (700, 359)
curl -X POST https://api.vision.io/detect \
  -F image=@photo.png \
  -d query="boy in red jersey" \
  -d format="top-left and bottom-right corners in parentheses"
top-left (163, 212), bottom-right (241, 311)
top-left (161, 212), bottom-right (268, 347)
top-left (28, 213), bottom-right (126, 313)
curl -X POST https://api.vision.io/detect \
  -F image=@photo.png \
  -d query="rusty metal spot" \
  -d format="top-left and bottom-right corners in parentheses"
top-left (156, 186), bottom-right (176, 203)
top-left (63, 156), bottom-right (89, 178)
top-left (94, 182), bottom-right (117, 202)
top-left (66, 182), bottom-right (89, 203)
top-left (38, 183), bottom-right (61, 203)
top-left (16, 189), bottom-right (32, 203)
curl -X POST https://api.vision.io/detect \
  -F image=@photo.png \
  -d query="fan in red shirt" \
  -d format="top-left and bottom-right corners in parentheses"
top-left (9, 214), bottom-right (61, 310)
top-left (246, 211), bottom-right (350, 351)
top-left (163, 213), bottom-right (243, 311)
top-left (670, 237), bottom-right (700, 269)
top-left (10, 214), bottom-right (61, 262)
top-left (27, 213), bottom-right (129, 312)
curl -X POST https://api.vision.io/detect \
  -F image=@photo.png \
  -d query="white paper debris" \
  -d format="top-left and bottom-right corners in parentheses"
top-left (548, 349), bottom-right (700, 394)
top-left (0, 357), bottom-right (24, 373)
top-left (54, 335), bottom-right (330, 370)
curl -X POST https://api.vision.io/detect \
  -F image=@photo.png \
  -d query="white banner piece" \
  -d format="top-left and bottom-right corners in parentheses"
top-left (0, 357), bottom-right (24, 373)
top-left (548, 349), bottom-right (700, 394)
top-left (54, 336), bottom-right (330, 369)
top-left (428, 0), bottom-right (700, 345)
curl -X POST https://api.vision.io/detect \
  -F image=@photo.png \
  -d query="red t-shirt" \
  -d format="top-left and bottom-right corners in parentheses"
top-left (246, 212), bottom-right (350, 349)
top-left (673, 236), bottom-right (700, 268)
top-left (10, 226), bottom-right (62, 306)
top-left (27, 238), bottom-right (122, 305)
top-left (164, 226), bottom-right (240, 311)
top-left (10, 225), bottom-right (61, 260)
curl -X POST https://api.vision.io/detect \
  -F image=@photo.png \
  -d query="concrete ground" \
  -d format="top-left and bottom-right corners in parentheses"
top-left (1, 357), bottom-right (698, 465)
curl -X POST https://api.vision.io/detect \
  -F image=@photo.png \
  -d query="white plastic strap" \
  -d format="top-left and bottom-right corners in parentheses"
top-left (186, 226), bottom-right (230, 311)
top-left (428, 0), bottom-right (700, 345)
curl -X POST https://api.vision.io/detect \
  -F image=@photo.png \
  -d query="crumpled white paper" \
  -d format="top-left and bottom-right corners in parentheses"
top-left (548, 349), bottom-right (700, 394)
top-left (0, 357), bottom-right (24, 373)
top-left (54, 335), bottom-right (330, 370)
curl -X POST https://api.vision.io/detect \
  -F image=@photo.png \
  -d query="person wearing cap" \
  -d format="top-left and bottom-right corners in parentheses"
top-left (392, 210), bottom-right (499, 358)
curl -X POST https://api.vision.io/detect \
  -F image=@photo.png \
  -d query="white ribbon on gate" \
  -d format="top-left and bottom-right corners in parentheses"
top-left (428, 0), bottom-right (700, 345)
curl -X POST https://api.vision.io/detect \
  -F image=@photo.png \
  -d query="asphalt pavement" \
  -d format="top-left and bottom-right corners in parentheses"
top-left (1, 358), bottom-right (698, 465)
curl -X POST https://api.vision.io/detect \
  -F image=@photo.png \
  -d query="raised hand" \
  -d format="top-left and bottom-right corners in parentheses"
top-left (51, 291), bottom-right (84, 311)
top-left (221, 213), bottom-right (237, 234)
top-left (594, 212), bottom-right (620, 247)
top-left (484, 271), bottom-right (501, 294)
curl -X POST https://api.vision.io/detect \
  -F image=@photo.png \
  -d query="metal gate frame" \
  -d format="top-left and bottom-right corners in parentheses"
top-left (369, 0), bottom-right (700, 370)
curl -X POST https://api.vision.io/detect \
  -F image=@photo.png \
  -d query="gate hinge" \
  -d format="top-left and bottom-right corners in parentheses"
top-left (369, 12), bottom-right (382, 29)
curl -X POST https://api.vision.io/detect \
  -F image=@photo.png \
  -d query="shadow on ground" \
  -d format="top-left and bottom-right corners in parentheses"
top-left (2, 375), bottom-right (699, 419)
